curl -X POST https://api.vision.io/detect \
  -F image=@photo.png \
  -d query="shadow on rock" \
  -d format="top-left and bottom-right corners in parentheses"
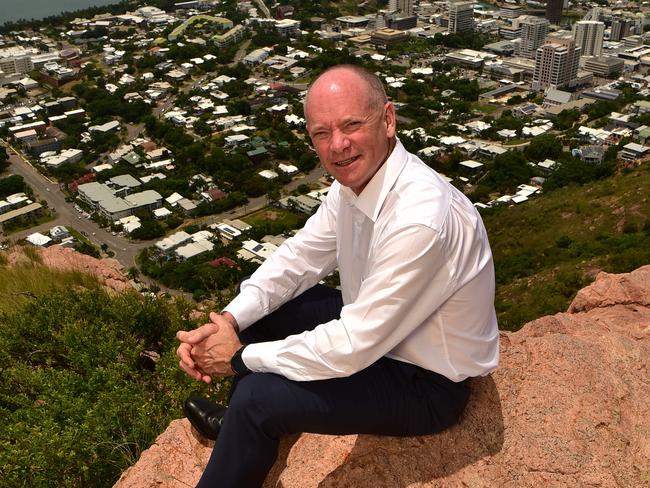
top-left (318, 376), bottom-right (504, 487)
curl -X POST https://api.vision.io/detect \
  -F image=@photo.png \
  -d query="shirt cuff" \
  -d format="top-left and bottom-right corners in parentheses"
top-left (241, 341), bottom-right (282, 373)
top-left (223, 291), bottom-right (264, 332)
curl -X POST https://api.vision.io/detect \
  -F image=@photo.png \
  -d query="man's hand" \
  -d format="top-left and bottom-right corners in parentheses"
top-left (191, 312), bottom-right (242, 381)
top-left (176, 322), bottom-right (218, 383)
top-left (176, 312), bottom-right (242, 383)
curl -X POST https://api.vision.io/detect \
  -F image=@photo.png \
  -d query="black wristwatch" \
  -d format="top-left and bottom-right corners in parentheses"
top-left (230, 345), bottom-right (251, 376)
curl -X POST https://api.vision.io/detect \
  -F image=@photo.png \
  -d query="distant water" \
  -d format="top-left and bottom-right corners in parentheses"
top-left (0, 0), bottom-right (121, 26)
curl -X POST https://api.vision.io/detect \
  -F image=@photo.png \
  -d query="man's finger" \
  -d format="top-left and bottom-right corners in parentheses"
top-left (179, 360), bottom-right (202, 380)
top-left (176, 323), bottom-right (217, 344)
top-left (177, 342), bottom-right (194, 369)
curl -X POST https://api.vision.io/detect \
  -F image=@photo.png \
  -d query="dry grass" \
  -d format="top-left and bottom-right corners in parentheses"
top-left (0, 260), bottom-right (100, 314)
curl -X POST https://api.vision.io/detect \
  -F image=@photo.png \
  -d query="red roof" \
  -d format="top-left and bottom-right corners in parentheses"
top-left (209, 257), bottom-right (237, 269)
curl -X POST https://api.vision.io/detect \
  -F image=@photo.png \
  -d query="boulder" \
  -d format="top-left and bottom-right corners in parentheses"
top-left (39, 245), bottom-right (132, 293)
top-left (114, 266), bottom-right (650, 488)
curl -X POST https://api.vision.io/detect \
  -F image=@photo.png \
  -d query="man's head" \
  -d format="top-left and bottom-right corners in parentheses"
top-left (304, 65), bottom-right (396, 195)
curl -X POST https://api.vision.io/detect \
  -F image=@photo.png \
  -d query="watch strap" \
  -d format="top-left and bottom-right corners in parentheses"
top-left (230, 345), bottom-right (250, 376)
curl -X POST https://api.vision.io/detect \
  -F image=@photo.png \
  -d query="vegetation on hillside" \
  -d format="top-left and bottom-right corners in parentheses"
top-left (484, 163), bottom-right (650, 330)
top-left (0, 255), bottom-right (223, 487)
top-left (1, 161), bottom-right (649, 485)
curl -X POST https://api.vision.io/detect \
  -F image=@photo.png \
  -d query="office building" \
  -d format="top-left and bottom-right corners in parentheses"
top-left (545, 0), bottom-right (563, 25)
top-left (611, 19), bottom-right (631, 42)
top-left (499, 4), bottom-right (524, 18)
top-left (573, 21), bottom-right (604, 57)
top-left (370, 28), bottom-right (408, 48)
top-left (532, 36), bottom-right (581, 91)
top-left (388, 0), bottom-right (414, 16)
top-left (519, 16), bottom-right (550, 58)
top-left (583, 56), bottom-right (624, 78)
top-left (0, 46), bottom-right (38, 76)
top-left (448, 0), bottom-right (474, 34)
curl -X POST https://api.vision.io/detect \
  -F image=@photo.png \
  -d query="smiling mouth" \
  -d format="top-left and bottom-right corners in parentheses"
top-left (334, 155), bottom-right (360, 167)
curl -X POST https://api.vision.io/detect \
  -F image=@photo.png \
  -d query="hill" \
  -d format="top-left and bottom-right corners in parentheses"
top-left (115, 264), bottom-right (650, 488)
top-left (483, 162), bottom-right (650, 330)
top-left (0, 247), bottom-right (220, 487)
top-left (2, 161), bottom-right (650, 485)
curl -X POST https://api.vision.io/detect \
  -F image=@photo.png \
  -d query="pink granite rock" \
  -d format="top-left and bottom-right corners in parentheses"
top-left (114, 266), bottom-right (650, 488)
top-left (39, 245), bottom-right (132, 293)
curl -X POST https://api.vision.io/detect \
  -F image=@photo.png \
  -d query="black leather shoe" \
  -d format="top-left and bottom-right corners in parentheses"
top-left (183, 396), bottom-right (227, 440)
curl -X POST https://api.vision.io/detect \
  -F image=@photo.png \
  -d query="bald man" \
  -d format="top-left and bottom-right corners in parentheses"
top-left (177, 65), bottom-right (499, 487)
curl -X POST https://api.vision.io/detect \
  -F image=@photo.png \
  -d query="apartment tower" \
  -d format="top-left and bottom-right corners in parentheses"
top-left (573, 20), bottom-right (605, 57)
top-left (519, 16), bottom-right (550, 58)
top-left (545, 0), bottom-right (563, 25)
top-left (532, 36), bottom-right (581, 91)
top-left (611, 19), bottom-right (632, 41)
top-left (388, 0), bottom-right (414, 16)
top-left (448, 0), bottom-right (475, 34)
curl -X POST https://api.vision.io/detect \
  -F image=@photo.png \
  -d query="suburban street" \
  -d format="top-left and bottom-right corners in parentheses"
top-left (2, 138), bottom-right (326, 272)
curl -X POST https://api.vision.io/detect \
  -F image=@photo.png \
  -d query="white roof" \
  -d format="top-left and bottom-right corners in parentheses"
top-left (153, 207), bottom-right (172, 218)
top-left (175, 240), bottom-right (214, 260)
top-left (166, 192), bottom-right (184, 205)
top-left (511, 195), bottom-right (528, 204)
top-left (191, 230), bottom-right (214, 242)
top-left (259, 169), bottom-right (278, 179)
top-left (439, 136), bottom-right (466, 146)
top-left (241, 239), bottom-right (277, 259)
top-left (278, 163), bottom-right (298, 173)
top-left (93, 163), bottom-right (113, 173)
top-left (124, 220), bottom-right (142, 233)
top-left (216, 223), bottom-right (241, 238)
top-left (459, 160), bottom-right (484, 169)
top-left (155, 231), bottom-right (192, 251)
top-left (26, 232), bottom-right (51, 246)
top-left (623, 142), bottom-right (648, 152)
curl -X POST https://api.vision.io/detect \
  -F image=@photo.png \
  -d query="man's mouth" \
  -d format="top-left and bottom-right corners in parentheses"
top-left (334, 155), bottom-right (360, 167)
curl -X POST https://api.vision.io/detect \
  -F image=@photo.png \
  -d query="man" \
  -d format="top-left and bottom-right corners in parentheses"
top-left (177, 65), bottom-right (499, 488)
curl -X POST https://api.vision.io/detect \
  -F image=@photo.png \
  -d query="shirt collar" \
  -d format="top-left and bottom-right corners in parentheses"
top-left (340, 138), bottom-right (408, 222)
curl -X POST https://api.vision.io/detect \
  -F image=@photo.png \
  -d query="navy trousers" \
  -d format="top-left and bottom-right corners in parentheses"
top-left (196, 285), bottom-right (470, 488)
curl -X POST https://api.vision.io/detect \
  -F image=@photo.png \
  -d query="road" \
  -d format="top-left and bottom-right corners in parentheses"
top-left (2, 141), bottom-right (150, 268)
top-left (253, 0), bottom-right (271, 18)
top-left (2, 138), bottom-right (326, 270)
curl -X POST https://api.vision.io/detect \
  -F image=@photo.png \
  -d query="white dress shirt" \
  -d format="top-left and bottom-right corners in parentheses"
top-left (224, 140), bottom-right (499, 382)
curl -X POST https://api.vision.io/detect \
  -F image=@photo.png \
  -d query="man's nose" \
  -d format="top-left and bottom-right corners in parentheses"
top-left (330, 129), bottom-right (350, 153)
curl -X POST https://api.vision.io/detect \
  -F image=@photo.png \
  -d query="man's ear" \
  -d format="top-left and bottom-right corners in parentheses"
top-left (384, 102), bottom-right (396, 138)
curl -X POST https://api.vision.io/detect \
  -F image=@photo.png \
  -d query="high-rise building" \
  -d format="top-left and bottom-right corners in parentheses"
top-left (573, 21), bottom-right (604, 57)
top-left (518, 16), bottom-right (550, 58)
top-left (610, 19), bottom-right (632, 41)
top-left (532, 36), bottom-right (581, 91)
top-left (0, 46), bottom-right (38, 76)
top-left (545, 0), bottom-right (563, 25)
top-left (388, 0), bottom-right (414, 16)
top-left (448, 0), bottom-right (474, 34)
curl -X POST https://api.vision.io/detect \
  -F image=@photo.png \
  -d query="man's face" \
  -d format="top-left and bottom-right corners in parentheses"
top-left (305, 71), bottom-right (396, 195)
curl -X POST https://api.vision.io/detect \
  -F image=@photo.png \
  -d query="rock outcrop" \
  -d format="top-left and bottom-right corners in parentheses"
top-left (8, 245), bottom-right (132, 293)
top-left (114, 266), bottom-right (650, 488)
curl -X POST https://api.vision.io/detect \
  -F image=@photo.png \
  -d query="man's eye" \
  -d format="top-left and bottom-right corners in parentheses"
top-left (313, 132), bottom-right (328, 139)
top-left (345, 122), bottom-right (361, 130)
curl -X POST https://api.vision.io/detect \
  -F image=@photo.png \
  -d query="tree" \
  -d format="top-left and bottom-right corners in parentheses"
top-left (0, 174), bottom-right (27, 197)
top-left (481, 151), bottom-right (534, 194)
top-left (525, 134), bottom-right (562, 162)
top-left (0, 147), bottom-right (9, 172)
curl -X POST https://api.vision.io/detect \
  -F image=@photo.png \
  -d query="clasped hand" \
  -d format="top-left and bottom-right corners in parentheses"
top-left (176, 311), bottom-right (242, 383)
